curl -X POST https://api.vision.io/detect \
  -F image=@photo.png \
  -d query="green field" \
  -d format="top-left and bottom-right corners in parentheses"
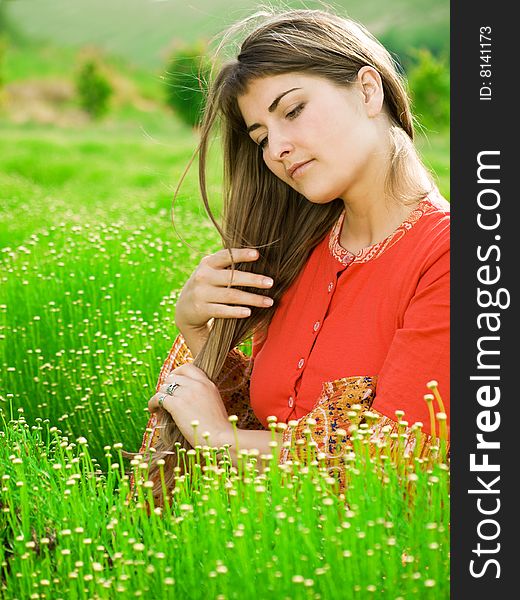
top-left (0, 119), bottom-right (450, 600)
top-left (5, 0), bottom-right (449, 69)
top-left (1, 3), bottom-right (450, 598)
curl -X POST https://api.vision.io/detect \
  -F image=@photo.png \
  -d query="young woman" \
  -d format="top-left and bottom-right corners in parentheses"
top-left (138, 8), bottom-right (450, 499)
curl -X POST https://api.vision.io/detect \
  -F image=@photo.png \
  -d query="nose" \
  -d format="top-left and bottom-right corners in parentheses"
top-left (266, 131), bottom-right (293, 162)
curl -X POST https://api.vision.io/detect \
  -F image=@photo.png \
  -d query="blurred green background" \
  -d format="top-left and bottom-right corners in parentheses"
top-left (0, 0), bottom-right (449, 240)
top-left (1, 0), bottom-right (449, 69)
top-left (0, 0), bottom-right (449, 455)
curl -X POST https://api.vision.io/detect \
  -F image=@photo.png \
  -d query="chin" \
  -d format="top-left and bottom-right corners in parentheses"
top-left (303, 192), bottom-right (340, 205)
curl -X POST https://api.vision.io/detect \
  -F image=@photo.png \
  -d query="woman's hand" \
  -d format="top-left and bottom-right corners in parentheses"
top-left (174, 248), bottom-right (275, 335)
top-left (148, 364), bottom-right (233, 448)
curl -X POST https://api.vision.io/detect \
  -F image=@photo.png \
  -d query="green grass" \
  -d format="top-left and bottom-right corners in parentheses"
top-left (0, 119), bottom-right (220, 242)
top-left (0, 410), bottom-right (449, 598)
top-left (0, 121), bottom-right (221, 453)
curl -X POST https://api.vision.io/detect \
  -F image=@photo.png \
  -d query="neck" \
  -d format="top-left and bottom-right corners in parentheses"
top-left (338, 163), bottom-right (431, 253)
top-left (337, 124), bottom-right (430, 253)
top-left (339, 195), bottom-right (418, 254)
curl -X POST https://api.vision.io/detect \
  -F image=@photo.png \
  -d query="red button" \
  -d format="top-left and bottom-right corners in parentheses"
top-left (328, 282), bottom-right (334, 293)
top-left (288, 396), bottom-right (295, 408)
top-left (313, 321), bottom-right (320, 332)
top-left (297, 358), bottom-right (305, 369)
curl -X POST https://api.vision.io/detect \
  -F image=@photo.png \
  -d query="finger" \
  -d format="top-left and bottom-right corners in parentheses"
top-left (204, 302), bottom-right (274, 319)
top-left (215, 268), bottom-right (274, 290)
top-left (148, 393), bottom-right (168, 413)
top-left (164, 366), bottom-right (209, 384)
top-left (212, 287), bottom-right (275, 308)
top-left (158, 380), bottom-right (182, 396)
top-left (149, 392), bottom-right (178, 414)
top-left (149, 378), bottom-right (189, 412)
top-left (205, 248), bottom-right (260, 270)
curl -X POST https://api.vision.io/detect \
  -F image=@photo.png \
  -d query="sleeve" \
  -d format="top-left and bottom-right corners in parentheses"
top-left (371, 242), bottom-right (450, 437)
top-left (136, 332), bottom-right (265, 456)
top-left (278, 376), bottom-right (438, 493)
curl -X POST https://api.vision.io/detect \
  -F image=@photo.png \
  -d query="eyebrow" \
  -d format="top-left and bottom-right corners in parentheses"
top-left (245, 87), bottom-right (302, 135)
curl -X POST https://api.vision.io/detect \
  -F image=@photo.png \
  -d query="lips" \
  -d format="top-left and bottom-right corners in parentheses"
top-left (288, 160), bottom-right (314, 179)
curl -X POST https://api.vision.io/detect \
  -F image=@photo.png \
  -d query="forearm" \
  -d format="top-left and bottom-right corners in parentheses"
top-left (217, 426), bottom-right (283, 467)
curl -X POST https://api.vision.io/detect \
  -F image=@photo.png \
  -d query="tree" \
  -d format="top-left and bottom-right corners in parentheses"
top-left (75, 58), bottom-right (113, 119)
top-left (408, 49), bottom-right (450, 132)
top-left (164, 42), bottom-right (212, 128)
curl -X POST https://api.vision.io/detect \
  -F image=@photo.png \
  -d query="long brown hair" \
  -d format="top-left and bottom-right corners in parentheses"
top-left (145, 8), bottom-right (433, 504)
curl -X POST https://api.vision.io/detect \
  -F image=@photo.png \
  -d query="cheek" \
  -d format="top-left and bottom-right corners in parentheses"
top-left (263, 155), bottom-right (290, 183)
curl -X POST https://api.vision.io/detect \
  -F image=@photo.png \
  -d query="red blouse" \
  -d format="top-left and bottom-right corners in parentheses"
top-left (249, 193), bottom-right (450, 436)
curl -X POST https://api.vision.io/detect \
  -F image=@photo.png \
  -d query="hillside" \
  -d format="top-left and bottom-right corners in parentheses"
top-left (5, 0), bottom-right (449, 69)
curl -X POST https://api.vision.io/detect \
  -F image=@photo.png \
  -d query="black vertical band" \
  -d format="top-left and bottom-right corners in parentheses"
top-left (451, 1), bottom-right (514, 596)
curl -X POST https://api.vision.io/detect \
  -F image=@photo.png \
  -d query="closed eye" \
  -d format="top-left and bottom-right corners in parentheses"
top-left (286, 103), bottom-right (305, 119)
top-left (256, 103), bottom-right (305, 150)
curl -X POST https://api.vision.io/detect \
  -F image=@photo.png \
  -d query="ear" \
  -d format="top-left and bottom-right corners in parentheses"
top-left (356, 66), bottom-right (384, 117)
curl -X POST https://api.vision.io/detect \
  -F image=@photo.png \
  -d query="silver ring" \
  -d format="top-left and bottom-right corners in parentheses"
top-left (166, 382), bottom-right (180, 395)
top-left (158, 393), bottom-right (167, 408)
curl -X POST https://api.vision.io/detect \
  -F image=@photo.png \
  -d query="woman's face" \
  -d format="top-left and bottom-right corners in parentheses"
top-left (237, 71), bottom-right (386, 204)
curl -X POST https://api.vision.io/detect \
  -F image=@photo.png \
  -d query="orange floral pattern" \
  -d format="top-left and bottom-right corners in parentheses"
top-left (278, 379), bottom-right (439, 491)
top-left (279, 375), bottom-right (377, 462)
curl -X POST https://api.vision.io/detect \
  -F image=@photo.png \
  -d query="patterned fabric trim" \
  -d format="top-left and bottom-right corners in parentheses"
top-left (278, 377), bottom-right (444, 492)
top-left (136, 333), bottom-right (263, 457)
top-left (156, 334), bottom-right (194, 387)
top-left (329, 195), bottom-right (441, 266)
top-left (279, 375), bottom-right (377, 465)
